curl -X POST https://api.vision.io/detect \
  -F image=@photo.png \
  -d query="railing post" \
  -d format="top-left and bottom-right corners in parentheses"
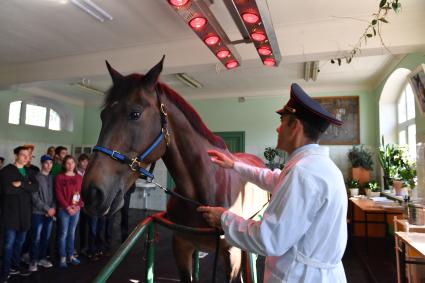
top-left (249, 252), bottom-right (258, 283)
top-left (145, 223), bottom-right (155, 283)
top-left (192, 250), bottom-right (200, 282)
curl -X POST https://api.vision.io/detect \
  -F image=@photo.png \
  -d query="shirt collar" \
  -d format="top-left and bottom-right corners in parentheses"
top-left (287, 143), bottom-right (328, 161)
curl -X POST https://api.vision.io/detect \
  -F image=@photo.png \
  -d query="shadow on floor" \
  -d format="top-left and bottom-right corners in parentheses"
top-left (2, 209), bottom-right (396, 283)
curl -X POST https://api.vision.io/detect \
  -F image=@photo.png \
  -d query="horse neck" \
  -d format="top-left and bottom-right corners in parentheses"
top-left (161, 99), bottom-right (225, 206)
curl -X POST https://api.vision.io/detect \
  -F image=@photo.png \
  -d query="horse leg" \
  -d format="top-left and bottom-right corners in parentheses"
top-left (221, 244), bottom-right (243, 283)
top-left (172, 234), bottom-right (196, 283)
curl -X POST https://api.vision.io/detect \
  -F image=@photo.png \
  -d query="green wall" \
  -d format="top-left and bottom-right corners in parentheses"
top-left (81, 90), bottom-right (377, 152)
top-left (0, 90), bottom-right (84, 145)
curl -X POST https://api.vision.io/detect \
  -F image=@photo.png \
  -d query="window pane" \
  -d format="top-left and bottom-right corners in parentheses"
top-left (406, 84), bottom-right (416, 120)
top-left (49, 109), bottom-right (61, 131)
top-left (8, 101), bottom-right (22, 125)
top-left (398, 91), bottom-right (407, 123)
top-left (25, 104), bottom-right (46, 127)
top-left (399, 130), bottom-right (406, 145)
top-left (408, 124), bottom-right (416, 161)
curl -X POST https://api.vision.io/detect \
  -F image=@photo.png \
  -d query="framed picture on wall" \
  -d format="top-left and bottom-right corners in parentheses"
top-left (408, 64), bottom-right (425, 116)
top-left (313, 96), bottom-right (360, 145)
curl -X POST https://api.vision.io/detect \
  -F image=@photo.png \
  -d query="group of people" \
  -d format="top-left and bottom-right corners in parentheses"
top-left (0, 145), bottom-right (133, 283)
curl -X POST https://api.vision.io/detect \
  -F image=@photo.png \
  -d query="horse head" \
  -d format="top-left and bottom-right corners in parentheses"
top-left (82, 56), bottom-right (168, 216)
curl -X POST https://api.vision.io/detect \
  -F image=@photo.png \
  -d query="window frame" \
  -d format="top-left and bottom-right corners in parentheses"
top-left (397, 83), bottom-right (416, 160)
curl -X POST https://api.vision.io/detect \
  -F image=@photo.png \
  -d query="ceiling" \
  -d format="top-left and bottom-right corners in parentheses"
top-left (1, 0), bottom-right (424, 104)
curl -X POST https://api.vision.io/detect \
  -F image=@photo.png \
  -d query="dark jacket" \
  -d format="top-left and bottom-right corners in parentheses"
top-left (0, 164), bottom-right (38, 231)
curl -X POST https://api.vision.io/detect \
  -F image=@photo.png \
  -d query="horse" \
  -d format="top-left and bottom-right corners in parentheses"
top-left (82, 56), bottom-right (269, 282)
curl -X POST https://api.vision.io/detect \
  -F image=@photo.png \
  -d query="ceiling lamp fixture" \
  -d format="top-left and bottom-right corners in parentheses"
top-left (175, 73), bottom-right (203, 88)
top-left (71, 0), bottom-right (113, 22)
top-left (224, 0), bottom-right (281, 67)
top-left (167, 0), bottom-right (241, 69)
top-left (166, 0), bottom-right (280, 68)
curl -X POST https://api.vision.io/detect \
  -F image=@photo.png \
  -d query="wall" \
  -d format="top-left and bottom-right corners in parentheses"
top-left (81, 89), bottom-right (377, 181)
top-left (0, 89), bottom-right (85, 163)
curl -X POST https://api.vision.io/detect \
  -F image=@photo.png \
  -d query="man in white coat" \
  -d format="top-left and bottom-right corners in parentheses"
top-left (198, 83), bottom-right (348, 282)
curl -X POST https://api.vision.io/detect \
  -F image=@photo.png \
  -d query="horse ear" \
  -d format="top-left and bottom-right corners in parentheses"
top-left (105, 60), bottom-right (123, 85)
top-left (144, 55), bottom-right (165, 90)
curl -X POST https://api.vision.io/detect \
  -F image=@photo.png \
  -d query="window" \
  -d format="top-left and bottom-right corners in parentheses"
top-left (397, 83), bottom-right (416, 160)
top-left (8, 100), bottom-right (63, 131)
top-left (8, 101), bottom-right (22, 125)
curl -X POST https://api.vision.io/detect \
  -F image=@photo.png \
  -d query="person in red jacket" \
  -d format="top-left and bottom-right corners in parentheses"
top-left (55, 155), bottom-right (83, 268)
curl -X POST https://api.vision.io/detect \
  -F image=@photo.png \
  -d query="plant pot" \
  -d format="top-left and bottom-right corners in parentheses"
top-left (352, 167), bottom-right (370, 187)
top-left (349, 188), bottom-right (359, 197)
top-left (369, 191), bottom-right (381, 197)
top-left (393, 180), bottom-right (404, 196)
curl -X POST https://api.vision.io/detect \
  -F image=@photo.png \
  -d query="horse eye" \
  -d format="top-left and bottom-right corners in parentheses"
top-left (129, 111), bottom-right (141, 120)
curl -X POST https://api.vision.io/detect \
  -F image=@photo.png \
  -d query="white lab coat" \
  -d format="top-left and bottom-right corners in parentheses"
top-left (221, 144), bottom-right (347, 283)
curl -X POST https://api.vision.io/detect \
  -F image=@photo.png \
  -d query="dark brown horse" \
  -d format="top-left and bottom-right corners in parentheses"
top-left (82, 57), bottom-right (268, 282)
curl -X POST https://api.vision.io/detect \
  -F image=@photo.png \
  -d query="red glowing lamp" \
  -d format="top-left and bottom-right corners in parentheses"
top-left (189, 17), bottom-right (207, 29)
top-left (168, 0), bottom-right (189, 7)
top-left (258, 46), bottom-right (271, 56)
top-left (263, 58), bottom-right (275, 66)
top-left (204, 35), bottom-right (220, 45)
top-left (226, 61), bottom-right (238, 69)
top-left (216, 50), bottom-right (230, 59)
top-left (242, 12), bottom-right (259, 24)
top-left (251, 31), bottom-right (266, 42)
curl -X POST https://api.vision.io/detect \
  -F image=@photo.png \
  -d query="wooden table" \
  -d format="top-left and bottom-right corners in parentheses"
top-left (395, 232), bottom-right (425, 283)
top-left (350, 198), bottom-right (403, 252)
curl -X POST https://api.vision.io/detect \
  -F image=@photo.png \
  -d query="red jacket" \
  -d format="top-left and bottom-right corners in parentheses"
top-left (54, 173), bottom-right (84, 209)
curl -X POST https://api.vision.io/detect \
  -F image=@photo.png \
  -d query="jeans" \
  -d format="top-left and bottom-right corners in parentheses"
top-left (57, 209), bottom-right (80, 258)
top-left (1, 229), bottom-right (27, 278)
top-left (30, 214), bottom-right (53, 262)
top-left (87, 216), bottom-right (105, 254)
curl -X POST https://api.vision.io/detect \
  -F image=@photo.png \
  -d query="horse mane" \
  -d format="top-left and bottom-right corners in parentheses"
top-left (158, 83), bottom-right (226, 149)
top-left (102, 74), bottom-right (226, 149)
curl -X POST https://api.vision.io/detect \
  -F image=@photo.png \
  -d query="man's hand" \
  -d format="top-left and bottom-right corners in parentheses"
top-left (12, 181), bottom-right (21, 188)
top-left (207, 150), bottom-right (235, 169)
top-left (197, 206), bottom-right (227, 229)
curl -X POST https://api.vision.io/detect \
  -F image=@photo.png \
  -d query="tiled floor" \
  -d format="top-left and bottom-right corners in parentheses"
top-left (2, 209), bottom-right (397, 283)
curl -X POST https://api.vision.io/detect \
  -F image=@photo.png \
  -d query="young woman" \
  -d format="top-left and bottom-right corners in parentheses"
top-left (55, 155), bottom-right (84, 268)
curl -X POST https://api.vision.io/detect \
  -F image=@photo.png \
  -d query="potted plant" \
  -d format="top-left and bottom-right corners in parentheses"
top-left (348, 145), bottom-right (374, 187)
top-left (264, 147), bottom-right (286, 170)
top-left (378, 137), bottom-right (416, 195)
top-left (364, 180), bottom-right (381, 197)
top-left (347, 179), bottom-right (360, 197)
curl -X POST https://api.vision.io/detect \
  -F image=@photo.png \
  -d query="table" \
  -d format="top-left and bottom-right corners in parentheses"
top-left (395, 232), bottom-right (425, 283)
top-left (350, 198), bottom-right (403, 252)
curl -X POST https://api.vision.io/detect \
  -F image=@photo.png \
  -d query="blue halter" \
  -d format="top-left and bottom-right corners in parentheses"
top-left (93, 86), bottom-right (170, 180)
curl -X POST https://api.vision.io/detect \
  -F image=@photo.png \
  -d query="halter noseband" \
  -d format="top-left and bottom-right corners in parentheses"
top-left (93, 86), bottom-right (170, 180)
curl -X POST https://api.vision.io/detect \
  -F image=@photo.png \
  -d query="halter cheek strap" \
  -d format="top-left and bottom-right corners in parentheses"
top-left (93, 86), bottom-right (169, 180)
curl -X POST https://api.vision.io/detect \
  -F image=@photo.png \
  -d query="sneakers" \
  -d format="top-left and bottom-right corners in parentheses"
top-left (38, 259), bottom-right (53, 268)
top-left (17, 267), bottom-right (31, 277)
top-left (28, 262), bottom-right (38, 272)
top-left (9, 268), bottom-right (19, 275)
top-left (68, 257), bottom-right (80, 266)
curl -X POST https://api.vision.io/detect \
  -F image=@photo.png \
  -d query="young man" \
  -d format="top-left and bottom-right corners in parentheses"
top-left (198, 83), bottom-right (348, 283)
top-left (28, 155), bottom-right (56, 272)
top-left (0, 146), bottom-right (38, 282)
top-left (23, 144), bottom-right (40, 177)
top-left (50, 146), bottom-right (67, 176)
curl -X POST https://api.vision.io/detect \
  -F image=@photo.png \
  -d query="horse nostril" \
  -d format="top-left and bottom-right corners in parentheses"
top-left (83, 186), bottom-right (105, 211)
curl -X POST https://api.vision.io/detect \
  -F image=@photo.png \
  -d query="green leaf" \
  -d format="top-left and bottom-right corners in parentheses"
top-left (347, 57), bottom-right (352, 63)
top-left (331, 59), bottom-right (335, 64)
top-left (373, 27), bottom-right (377, 36)
top-left (372, 19), bottom-right (377, 25)
top-left (366, 33), bottom-right (373, 38)
top-left (379, 0), bottom-right (387, 8)
top-left (379, 18), bottom-right (389, 23)
top-left (337, 58), bottom-right (341, 66)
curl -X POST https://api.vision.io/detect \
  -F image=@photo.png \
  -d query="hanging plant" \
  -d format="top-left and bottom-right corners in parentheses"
top-left (330, 0), bottom-right (402, 66)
